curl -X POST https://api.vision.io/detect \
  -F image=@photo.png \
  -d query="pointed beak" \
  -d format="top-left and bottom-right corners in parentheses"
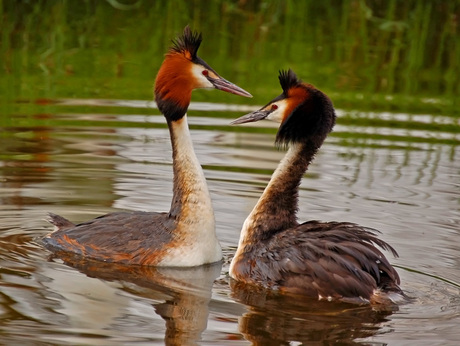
top-left (231, 109), bottom-right (271, 124)
top-left (209, 77), bottom-right (252, 98)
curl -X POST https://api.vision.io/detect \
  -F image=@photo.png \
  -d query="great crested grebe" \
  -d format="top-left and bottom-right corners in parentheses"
top-left (229, 69), bottom-right (404, 304)
top-left (43, 26), bottom-right (252, 267)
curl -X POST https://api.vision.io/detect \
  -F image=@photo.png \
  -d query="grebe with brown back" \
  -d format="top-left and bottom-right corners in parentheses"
top-left (229, 69), bottom-right (405, 305)
top-left (43, 26), bottom-right (252, 267)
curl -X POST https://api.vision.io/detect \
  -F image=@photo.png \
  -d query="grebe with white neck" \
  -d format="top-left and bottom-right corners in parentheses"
top-left (43, 26), bottom-right (252, 267)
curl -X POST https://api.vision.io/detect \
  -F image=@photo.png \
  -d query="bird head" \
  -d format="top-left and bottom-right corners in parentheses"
top-left (232, 69), bottom-right (336, 148)
top-left (154, 26), bottom-right (252, 122)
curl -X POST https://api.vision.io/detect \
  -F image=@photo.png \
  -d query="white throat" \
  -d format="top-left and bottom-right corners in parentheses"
top-left (159, 115), bottom-right (222, 266)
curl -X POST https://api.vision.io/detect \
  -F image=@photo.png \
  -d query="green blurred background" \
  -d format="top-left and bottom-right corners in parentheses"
top-left (1, 0), bottom-right (459, 116)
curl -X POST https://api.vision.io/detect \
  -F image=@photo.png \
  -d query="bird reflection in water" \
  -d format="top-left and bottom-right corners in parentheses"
top-left (47, 252), bottom-right (221, 346)
top-left (230, 280), bottom-right (397, 345)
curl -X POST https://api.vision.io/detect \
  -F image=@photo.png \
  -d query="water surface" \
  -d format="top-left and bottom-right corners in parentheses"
top-left (1, 1), bottom-right (459, 344)
top-left (0, 98), bottom-right (459, 344)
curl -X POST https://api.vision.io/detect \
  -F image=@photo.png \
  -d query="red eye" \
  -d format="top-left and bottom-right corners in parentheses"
top-left (202, 70), bottom-right (209, 76)
top-left (272, 104), bottom-right (278, 110)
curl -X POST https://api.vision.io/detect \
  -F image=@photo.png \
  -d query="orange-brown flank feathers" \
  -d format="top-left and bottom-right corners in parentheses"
top-left (45, 211), bottom-right (178, 266)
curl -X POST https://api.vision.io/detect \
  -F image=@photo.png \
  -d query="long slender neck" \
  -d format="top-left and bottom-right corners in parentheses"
top-left (241, 140), bottom-right (318, 242)
top-left (168, 115), bottom-right (214, 223)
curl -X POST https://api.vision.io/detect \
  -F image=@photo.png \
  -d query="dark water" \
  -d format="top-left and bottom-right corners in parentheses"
top-left (0, 99), bottom-right (459, 345)
top-left (1, 1), bottom-right (459, 345)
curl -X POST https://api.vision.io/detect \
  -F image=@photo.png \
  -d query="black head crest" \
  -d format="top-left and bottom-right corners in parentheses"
top-left (169, 25), bottom-right (202, 59)
top-left (278, 69), bottom-right (301, 94)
